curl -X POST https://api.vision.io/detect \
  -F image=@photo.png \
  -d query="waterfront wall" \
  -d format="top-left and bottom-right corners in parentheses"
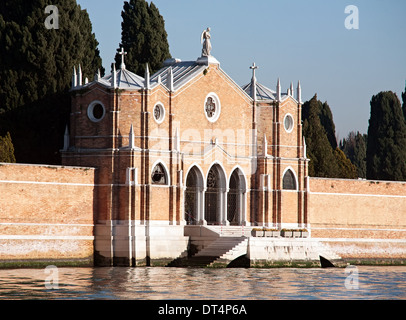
top-left (0, 163), bottom-right (96, 267)
top-left (308, 177), bottom-right (406, 262)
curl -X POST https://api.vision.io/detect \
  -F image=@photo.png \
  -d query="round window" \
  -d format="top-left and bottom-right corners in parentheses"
top-left (87, 101), bottom-right (106, 123)
top-left (204, 93), bottom-right (221, 123)
top-left (284, 114), bottom-right (294, 133)
top-left (153, 103), bottom-right (165, 124)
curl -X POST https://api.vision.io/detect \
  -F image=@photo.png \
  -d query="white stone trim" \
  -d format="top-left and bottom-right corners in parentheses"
top-left (87, 100), bottom-right (106, 123)
top-left (283, 113), bottom-right (294, 133)
top-left (204, 92), bottom-right (221, 123)
top-left (152, 101), bottom-right (165, 124)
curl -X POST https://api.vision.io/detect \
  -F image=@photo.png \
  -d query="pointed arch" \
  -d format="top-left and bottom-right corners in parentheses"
top-left (227, 166), bottom-right (248, 226)
top-left (205, 162), bottom-right (227, 225)
top-left (282, 167), bottom-right (298, 191)
top-left (150, 160), bottom-right (170, 186)
top-left (184, 165), bottom-right (205, 225)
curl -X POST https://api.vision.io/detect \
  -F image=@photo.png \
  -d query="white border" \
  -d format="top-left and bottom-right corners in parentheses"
top-left (204, 92), bottom-right (221, 123)
top-left (87, 100), bottom-right (106, 123)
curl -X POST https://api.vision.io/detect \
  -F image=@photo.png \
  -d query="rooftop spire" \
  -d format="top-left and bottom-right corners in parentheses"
top-left (77, 64), bottom-right (82, 86)
top-left (297, 80), bottom-right (302, 104)
top-left (111, 63), bottom-right (117, 88)
top-left (145, 63), bottom-right (150, 89)
top-left (276, 78), bottom-right (281, 101)
top-left (72, 66), bottom-right (77, 88)
top-left (250, 62), bottom-right (259, 101)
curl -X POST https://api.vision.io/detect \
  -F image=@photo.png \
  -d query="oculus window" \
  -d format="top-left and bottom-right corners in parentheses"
top-left (204, 93), bottom-right (221, 123)
top-left (88, 101), bottom-right (106, 123)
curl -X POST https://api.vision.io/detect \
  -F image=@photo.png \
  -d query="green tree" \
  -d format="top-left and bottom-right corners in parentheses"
top-left (366, 91), bottom-right (406, 181)
top-left (340, 131), bottom-right (367, 178)
top-left (303, 94), bottom-right (356, 178)
top-left (0, 0), bottom-right (103, 164)
top-left (333, 148), bottom-right (357, 179)
top-left (0, 132), bottom-right (16, 163)
top-left (302, 95), bottom-right (338, 177)
top-left (115, 0), bottom-right (171, 75)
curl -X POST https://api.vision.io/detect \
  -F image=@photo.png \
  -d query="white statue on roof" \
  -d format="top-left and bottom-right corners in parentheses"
top-left (201, 27), bottom-right (212, 56)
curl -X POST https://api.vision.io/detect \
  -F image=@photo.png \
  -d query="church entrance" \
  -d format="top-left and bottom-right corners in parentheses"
top-left (184, 166), bottom-right (204, 225)
top-left (205, 164), bottom-right (227, 225)
top-left (227, 168), bottom-right (246, 225)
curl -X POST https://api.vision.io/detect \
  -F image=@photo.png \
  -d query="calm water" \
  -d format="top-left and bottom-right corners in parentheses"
top-left (0, 266), bottom-right (405, 300)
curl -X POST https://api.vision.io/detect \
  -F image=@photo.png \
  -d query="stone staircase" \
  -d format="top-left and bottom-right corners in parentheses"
top-left (167, 226), bottom-right (249, 268)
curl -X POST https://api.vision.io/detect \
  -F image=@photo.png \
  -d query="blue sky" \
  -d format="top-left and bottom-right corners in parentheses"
top-left (77, 0), bottom-right (406, 139)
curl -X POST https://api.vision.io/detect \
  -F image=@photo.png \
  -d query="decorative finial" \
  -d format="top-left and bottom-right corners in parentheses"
top-left (72, 66), bottom-right (77, 88)
top-left (63, 125), bottom-right (69, 151)
top-left (297, 80), bottom-right (302, 104)
top-left (129, 124), bottom-right (135, 149)
top-left (77, 64), bottom-right (82, 86)
top-left (276, 78), bottom-right (281, 101)
top-left (119, 47), bottom-right (127, 70)
top-left (111, 63), bottom-right (117, 88)
top-left (145, 63), bottom-right (150, 89)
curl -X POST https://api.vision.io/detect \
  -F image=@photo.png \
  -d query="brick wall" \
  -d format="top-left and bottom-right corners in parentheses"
top-left (308, 177), bottom-right (406, 240)
top-left (0, 163), bottom-right (96, 266)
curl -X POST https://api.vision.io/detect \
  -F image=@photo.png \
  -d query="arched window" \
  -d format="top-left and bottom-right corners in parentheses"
top-left (283, 169), bottom-right (297, 190)
top-left (151, 163), bottom-right (168, 185)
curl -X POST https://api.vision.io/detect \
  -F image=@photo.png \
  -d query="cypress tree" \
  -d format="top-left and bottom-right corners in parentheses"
top-left (115, 0), bottom-right (171, 76)
top-left (0, 132), bottom-right (16, 163)
top-left (0, 0), bottom-right (103, 164)
top-left (366, 91), bottom-right (406, 181)
top-left (340, 131), bottom-right (367, 178)
top-left (303, 94), bottom-right (356, 178)
top-left (302, 95), bottom-right (338, 177)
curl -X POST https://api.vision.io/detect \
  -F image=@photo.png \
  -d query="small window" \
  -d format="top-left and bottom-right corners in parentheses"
top-left (283, 169), bottom-right (297, 190)
top-left (88, 101), bottom-right (106, 123)
top-left (151, 163), bottom-right (167, 185)
top-left (153, 103), bottom-right (165, 124)
top-left (284, 114), bottom-right (294, 133)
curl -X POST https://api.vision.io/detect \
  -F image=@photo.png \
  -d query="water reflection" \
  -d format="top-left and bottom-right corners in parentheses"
top-left (0, 266), bottom-right (405, 300)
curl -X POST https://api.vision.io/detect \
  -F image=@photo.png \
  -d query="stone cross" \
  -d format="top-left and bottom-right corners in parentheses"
top-left (250, 62), bottom-right (258, 81)
top-left (119, 48), bottom-right (127, 70)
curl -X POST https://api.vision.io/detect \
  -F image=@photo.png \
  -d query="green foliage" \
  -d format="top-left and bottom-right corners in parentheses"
top-left (0, 0), bottom-right (103, 164)
top-left (115, 0), bottom-right (171, 76)
top-left (340, 131), bottom-right (367, 178)
top-left (302, 94), bottom-right (356, 178)
top-left (366, 91), bottom-right (406, 181)
top-left (0, 132), bottom-right (16, 163)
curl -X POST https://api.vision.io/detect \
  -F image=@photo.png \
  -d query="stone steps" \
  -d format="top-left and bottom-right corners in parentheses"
top-left (167, 236), bottom-right (248, 268)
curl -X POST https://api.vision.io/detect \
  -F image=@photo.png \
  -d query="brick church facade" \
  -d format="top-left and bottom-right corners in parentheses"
top-left (1, 31), bottom-right (406, 267)
top-left (62, 34), bottom-right (308, 265)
